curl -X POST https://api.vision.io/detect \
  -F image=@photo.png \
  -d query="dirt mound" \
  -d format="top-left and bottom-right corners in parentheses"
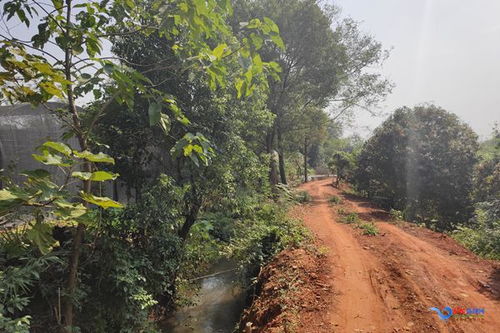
top-left (240, 247), bottom-right (335, 332)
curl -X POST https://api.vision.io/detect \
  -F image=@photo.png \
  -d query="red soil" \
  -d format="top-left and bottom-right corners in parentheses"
top-left (243, 178), bottom-right (500, 333)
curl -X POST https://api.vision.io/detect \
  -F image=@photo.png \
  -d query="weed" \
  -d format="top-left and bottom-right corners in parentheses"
top-left (389, 209), bottom-right (404, 221)
top-left (358, 222), bottom-right (379, 236)
top-left (316, 246), bottom-right (330, 257)
top-left (329, 195), bottom-right (343, 205)
top-left (337, 207), bottom-right (347, 215)
top-left (294, 190), bottom-right (311, 203)
top-left (342, 212), bottom-right (360, 224)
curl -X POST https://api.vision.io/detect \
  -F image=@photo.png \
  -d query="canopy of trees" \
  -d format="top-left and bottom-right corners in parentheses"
top-left (4, 0), bottom-right (495, 332)
top-left (353, 105), bottom-right (479, 230)
top-left (233, 0), bottom-right (391, 185)
top-left (0, 0), bottom-right (392, 331)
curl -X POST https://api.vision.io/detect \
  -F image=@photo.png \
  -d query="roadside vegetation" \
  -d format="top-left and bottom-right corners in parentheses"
top-left (351, 107), bottom-right (499, 258)
top-left (0, 0), bottom-right (388, 331)
top-left (329, 195), bottom-right (343, 205)
top-left (356, 222), bottom-right (379, 236)
top-left (0, 0), bottom-right (497, 332)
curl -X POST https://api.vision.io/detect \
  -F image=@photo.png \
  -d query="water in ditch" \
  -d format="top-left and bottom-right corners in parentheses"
top-left (162, 261), bottom-right (246, 333)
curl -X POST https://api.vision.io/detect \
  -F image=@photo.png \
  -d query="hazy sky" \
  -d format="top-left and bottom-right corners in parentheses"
top-left (335, 0), bottom-right (500, 139)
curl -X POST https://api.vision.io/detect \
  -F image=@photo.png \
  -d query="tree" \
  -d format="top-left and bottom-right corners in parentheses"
top-left (453, 128), bottom-right (500, 259)
top-left (284, 105), bottom-right (329, 182)
top-left (353, 105), bottom-right (479, 230)
top-left (233, 0), bottom-right (391, 186)
top-left (329, 151), bottom-right (356, 187)
top-left (0, 0), bottom-right (281, 329)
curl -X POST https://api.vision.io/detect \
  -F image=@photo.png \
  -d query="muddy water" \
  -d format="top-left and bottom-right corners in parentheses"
top-left (162, 262), bottom-right (245, 333)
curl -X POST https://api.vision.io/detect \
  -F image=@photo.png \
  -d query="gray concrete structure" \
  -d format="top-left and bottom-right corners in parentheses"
top-left (0, 103), bottom-right (78, 186)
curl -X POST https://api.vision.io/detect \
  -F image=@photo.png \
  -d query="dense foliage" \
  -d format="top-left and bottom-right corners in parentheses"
top-left (0, 0), bottom-right (361, 331)
top-left (0, 0), bottom-right (497, 330)
top-left (233, 0), bottom-right (391, 185)
top-left (353, 105), bottom-right (479, 230)
top-left (453, 128), bottom-right (500, 258)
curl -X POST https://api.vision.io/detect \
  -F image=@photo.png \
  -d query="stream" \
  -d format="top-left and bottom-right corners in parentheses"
top-left (162, 261), bottom-right (246, 333)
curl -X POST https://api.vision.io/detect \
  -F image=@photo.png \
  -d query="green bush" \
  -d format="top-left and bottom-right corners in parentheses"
top-left (353, 105), bottom-right (479, 230)
top-left (224, 200), bottom-right (309, 281)
top-left (357, 222), bottom-right (379, 236)
top-left (342, 212), bottom-right (360, 224)
top-left (329, 195), bottom-right (342, 205)
top-left (0, 252), bottom-right (60, 333)
top-left (453, 201), bottom-right (500, 259)
top-left (389, 209), bottom-right (404, 221)
top-left (294, 191), bottom-right (312, 203)
top-left (72, 175), bottom-right (185, 331)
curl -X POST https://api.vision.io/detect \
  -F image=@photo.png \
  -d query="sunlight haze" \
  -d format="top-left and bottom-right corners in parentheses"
top-left (336, 0), bottom-right (500, 139)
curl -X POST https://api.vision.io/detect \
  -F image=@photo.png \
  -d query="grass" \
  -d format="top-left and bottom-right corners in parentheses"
top-left (356, 222), bottom-right (379, 236)
top-left (342, 212), bottom-right (360, 224)
top-left (328, 195), bottom-right (343, 205)
top-left (389, 208), bottom-right (404, 221)
top-left (294, 190), bottom-right (311, 203)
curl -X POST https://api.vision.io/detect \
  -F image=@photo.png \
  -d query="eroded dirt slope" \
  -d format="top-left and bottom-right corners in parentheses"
top-left (291, 178), bottom-right (500, 333)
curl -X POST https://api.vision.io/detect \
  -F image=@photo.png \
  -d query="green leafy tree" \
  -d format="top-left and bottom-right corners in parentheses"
top-left (328, 151), bottom-right (356, 187)
top-left (453, 127), bottom-right (500, 259)
top-left (233, 0), bottom-right (391, 185)
top-left (0, 0), bottom-right (281, 329)
top-left (353, 105), bottom-right (479, 230)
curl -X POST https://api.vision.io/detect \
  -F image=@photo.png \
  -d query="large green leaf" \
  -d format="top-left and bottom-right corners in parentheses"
top-left (0, 189), bottom-right (25, 214)
top-left (42, 141), bottom-right (72, 156)
top-left (148, 102), bottom-right (162, 126)
top-left (212, 43), bottom-right (227, 60)
top-left (32, 150), bottom-right (71, 167)
top-left (26, 221), bottom-right (56, 254)
top-left (54, 200), bottom-right (87, 220)
top-left (72, 171), bottom-right (119, 181)
top-left (0, 189), bottom-right (20, 201)
top-left (80, 192), bottom-right (123, 209)
top-left (20, 169), bottom-right (51, 179)
top-left (74, 151), bottom-right (115, 164)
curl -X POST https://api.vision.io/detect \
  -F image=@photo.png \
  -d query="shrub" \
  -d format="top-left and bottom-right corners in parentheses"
top-left (353, 105), bottom-right (479, 230)
top-left (453, 201), bottom-right (500, 259)
top-left (342, 212), bottom-right (360, 224)
top-left (329, 195), bottom-right (342, 205)
top-left (224, 201), bottom-right (309, 282)
top-left (357, 223), bottom-right (379, 236)
top-left (72, 175), bottom-right (186, 331)
top-left (389, 209), bottom-right (404, 221)
top-left (294, 191), bottom-right (312, 203)
top-left (0, 252), bottom-right (60, 333)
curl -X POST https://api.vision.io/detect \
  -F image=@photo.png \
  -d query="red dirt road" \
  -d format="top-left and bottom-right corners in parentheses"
top-left (296, 178), bottom-right (500, 333)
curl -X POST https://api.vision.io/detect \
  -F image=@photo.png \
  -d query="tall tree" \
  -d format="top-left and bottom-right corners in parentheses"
top-left (353, 105), bottom-right (479, 230)
top-left (233, 0), bottom-right (391, 185)
top-left (0, 0), bottom-right (281, 328)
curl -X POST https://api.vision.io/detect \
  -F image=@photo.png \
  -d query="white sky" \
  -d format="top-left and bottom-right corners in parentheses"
top-left (2, 1), bottom-right (499, 139)
top-left (335, 0), bottom-right (500, 139)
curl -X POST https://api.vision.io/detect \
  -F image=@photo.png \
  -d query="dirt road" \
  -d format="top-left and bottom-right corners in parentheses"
top-left (295, 178), bottom-right (500, 333)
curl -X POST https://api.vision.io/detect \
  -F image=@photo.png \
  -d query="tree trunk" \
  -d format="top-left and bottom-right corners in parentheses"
top-left (277, 128), bottom-right (287, 184)
top-left (179, 204), bottom-right (201, 240)
top-left (179, 176), bottom-right (201, 240)
top-left (266, 127), bottom-right (279, 186)
top-left (303, 138), bottom-right (308, 183)
top-left (61, 1), bottom-right (88, 329)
